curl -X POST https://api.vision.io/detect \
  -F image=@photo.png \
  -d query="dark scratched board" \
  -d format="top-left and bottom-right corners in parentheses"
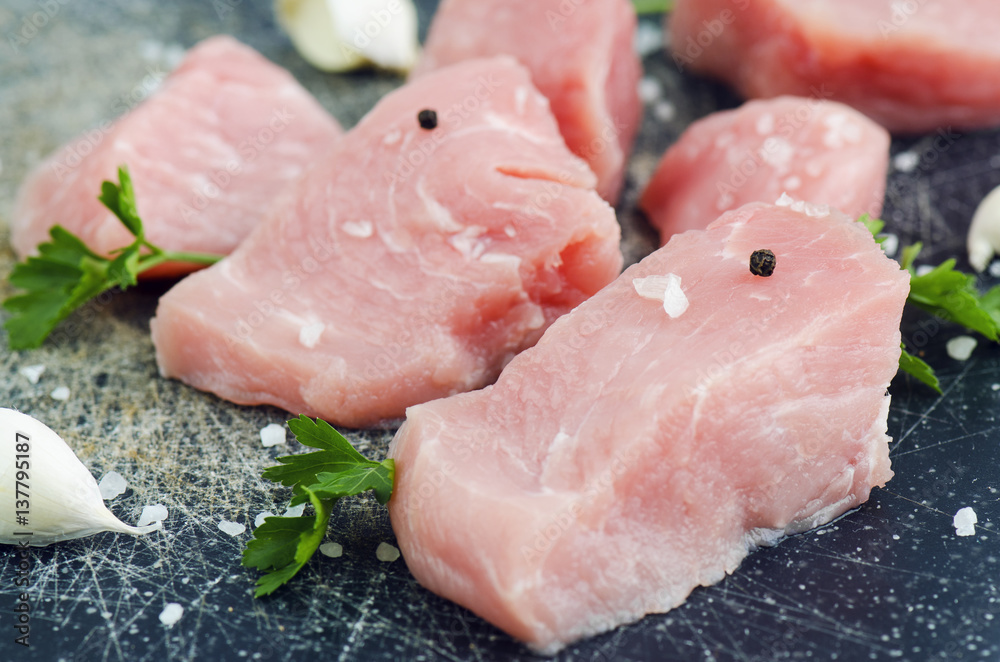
top-left (0, 1), bottom-right (998, 661)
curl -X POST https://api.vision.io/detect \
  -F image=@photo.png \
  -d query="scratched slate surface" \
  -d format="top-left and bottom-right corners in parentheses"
top-left (0, 1), bottom-right (999, 661)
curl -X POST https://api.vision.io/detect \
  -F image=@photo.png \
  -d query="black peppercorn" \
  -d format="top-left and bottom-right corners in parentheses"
top-left (417, 109), bottom-right (438, 130)
top-left (749, 249), bottom-right (776, 277)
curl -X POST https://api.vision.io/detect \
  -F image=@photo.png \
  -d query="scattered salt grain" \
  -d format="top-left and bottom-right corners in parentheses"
top-left (99, 472), bottom-right (128, 500)
top-left (137, 504), bottom-right (169, 528)
top-left (283, 504), bottom-right (305, 518)
top-left (946, 336), bottom-right (977, 361)
top-left (50, 386), bottom-right (70, 401)
top-left (254, 512), bottom-right (275, 528)
top-left (376, 542), bottom-right (400, 562)
top-left (881, 233), bottom-right (899, 257)
top-left (159, 603), bottom-right (184, 626)
top-left (342, 220), bottom-right (373, 238)
top-left (633, 274), bottom-right (689, 318)
top-left (652, 100), bottom-right (676, 123)
top-left (774, 192), bottom-right (829, 217)
top-left (634, 21), bottom-right (662, 57)
top-left (19, 364), bottom-right (45, 384)
top-left (992, 383), bottom-right (1000, 391)
top-left (638, 77), bottom-right (662, 104)
top-left (892, 151), bottom-right (920, 173)
top-left (218, 520), bottom-right (246, 536)
top-left (915, 264), bottom-right (935, 277)
top-left (260, 423), bottom-right (287, 447)
top-left (298, 323), bottom-right (325, 349)
top-left (320, 542), bottom-right (343, 558)
top-left (990, 261), bottom-right (1000, 278)
top-left (953, 507), bottom-right (977, 536)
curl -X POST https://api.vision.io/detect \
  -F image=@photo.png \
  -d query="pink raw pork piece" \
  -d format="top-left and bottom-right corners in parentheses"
top-left (389, 202), bottom-right (907, 653)
top-left (413, 0), bottom-right (642, 204)
top-left (669, 0), bottom-right (1000, 133)
top-left (11, 35), bottom-right (342, 277)
top-left (640, 96), bottom-right (890, 244)
top-left (151, 57), bottom-right (622, 428)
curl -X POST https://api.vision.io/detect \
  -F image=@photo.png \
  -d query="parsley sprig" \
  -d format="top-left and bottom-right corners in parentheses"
top-left (2, 165), bottom-right (223, 350)
top-left (863, 216), bottom-right (1000, 393)
top-left (632, 0), bottom-right (674, 13)
top-left (243, 415), bottom-right (395, 597)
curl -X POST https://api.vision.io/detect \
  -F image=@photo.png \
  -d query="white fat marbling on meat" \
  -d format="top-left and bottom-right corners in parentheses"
top-left (514, 86), bottom-right (529, 115)
top-left (480, 252), bottom-right (522, 269)
top-left (383, 129), bottom-right (401, 145)
top-left (416, 181), bottom-right (463, 232)
top-left (299, 322), bottom-right (326, 348)
top-left (449, 226), bottom-right (488, 258)
top-left (342, 220), bottom-right (373, 238)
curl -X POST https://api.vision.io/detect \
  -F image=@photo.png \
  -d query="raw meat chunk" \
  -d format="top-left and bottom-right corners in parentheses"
top-left (413, 0), bottom-right (642, 204)
top-left (388, 201), bottom-right (907, 653)
top-left (640, 96), bottom-right (889, 244)
top-left (669, 0), bottom-right (1000, 133)
top-left (150, 57), bottom-right (622, 428)
top-left (11, 36), bottom-right (342, 277)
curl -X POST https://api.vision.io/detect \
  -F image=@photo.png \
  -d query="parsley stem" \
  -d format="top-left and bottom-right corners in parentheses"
top-left (136, 249), bottom-right (224, 274)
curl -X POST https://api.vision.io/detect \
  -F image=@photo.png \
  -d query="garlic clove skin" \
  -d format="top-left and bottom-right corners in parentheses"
top-left (0, 408), bottom-right (160, 547)
top-left (967, 184), bottom-right (1000, 272)
top-left (275, 0), bottom-right (419, 73)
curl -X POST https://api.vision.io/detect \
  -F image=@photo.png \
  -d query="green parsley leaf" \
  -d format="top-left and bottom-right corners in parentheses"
top-left (863, 217), bottom-right (1000, 391)
top-left (2, 165), bottom-right (223, 350)
top-left (899, 345), bottom-right (941, 394)
top-left (632, 0), bottom-right (674, 13)
top-left (907, 258), bottom-right (999, 342)
top-left (242, 487), bottom-right (333, 598)
top-left (244, 416), bottom-right (396, 596)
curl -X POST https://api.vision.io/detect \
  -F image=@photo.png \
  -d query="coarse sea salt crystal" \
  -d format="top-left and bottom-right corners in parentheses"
top-left (298, 322), bottom-right (325, 348)
top-left (946, 335), bottom-right (977, 361)
top-left (774, 193), bottom-right (829, 217)
top-left (260, 423), bottom-right (287, 447)
top-left (50, 386), bottom-right (70, 401)
top-left (376, 542), bottom-right (400, 562)
top-left (320, 542), bottom-right (343, 558)
top-left (638, 77), bottom-right (662, 104)
top-left (881, 233), bottom-right (899, 257)
top-left (893, 151), bottom-right (920, 173)
top-left (633, 274), bottom-right (689, 318)
top-left (218, 520), bottom-right (246, 536)
top-left (953, 507), bottom-right (977, 536)
top-left (254, 512), bottom-right (275, 528)
top-left (284, 504), bottom-right (305, 517)
top-left (653, 101), bottom-right (676, 123)
top-left (137, 504), bottom-right (169, 527)
top-left (19, 364), bottom-right (45, 384)
top-left (634, 21), bottom-right (662, 57)
top-left (99, 471), bottom-right (128, 500)
top-left (159, 603), bottom-right (184, 626)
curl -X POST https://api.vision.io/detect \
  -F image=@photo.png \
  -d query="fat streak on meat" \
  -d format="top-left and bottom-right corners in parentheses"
top-left (150, 57), bottom-right (622, 428)
top-left (388, 202), bottom-right (907, 653)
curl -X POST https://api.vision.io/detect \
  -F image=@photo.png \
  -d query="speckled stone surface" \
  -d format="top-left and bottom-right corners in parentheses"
top-left (0, 2), bottom-right (999, 661)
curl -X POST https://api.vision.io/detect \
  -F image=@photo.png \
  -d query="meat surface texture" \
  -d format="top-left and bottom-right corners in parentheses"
top-left (413, 0), bottom-right (642, 204)
top-left (388, 202), bottom-right (907, 653)
top-left (151, 57), bottom-right (622, 428)
top-left (640, 96), bottom-right (890, 244)
top-left (669, 0), bottom-right (1000, 134)
top-left (11, 36), bottom-right (342, 276)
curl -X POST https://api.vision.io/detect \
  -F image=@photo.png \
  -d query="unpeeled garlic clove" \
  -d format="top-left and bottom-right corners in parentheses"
top-left (0, 408), bottom-right (161, 546)
top-left (275, 0), bottom-right (419, 73)
top-left (967, 184), bottom-right (1000, 272)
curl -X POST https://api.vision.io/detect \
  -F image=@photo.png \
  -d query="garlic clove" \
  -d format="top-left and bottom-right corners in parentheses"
top-left (275, 0), bottom-right (419, 73)
top-left (967, 184), bottom-right (1000, 272)
top-left (0, 408), bottom-right (160, 546)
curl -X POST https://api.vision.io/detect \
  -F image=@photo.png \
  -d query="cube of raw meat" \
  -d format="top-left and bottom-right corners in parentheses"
top-left (150, 57), bottom-right (622, 427)
top-left (388, 201), bottom-right (907, 653)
